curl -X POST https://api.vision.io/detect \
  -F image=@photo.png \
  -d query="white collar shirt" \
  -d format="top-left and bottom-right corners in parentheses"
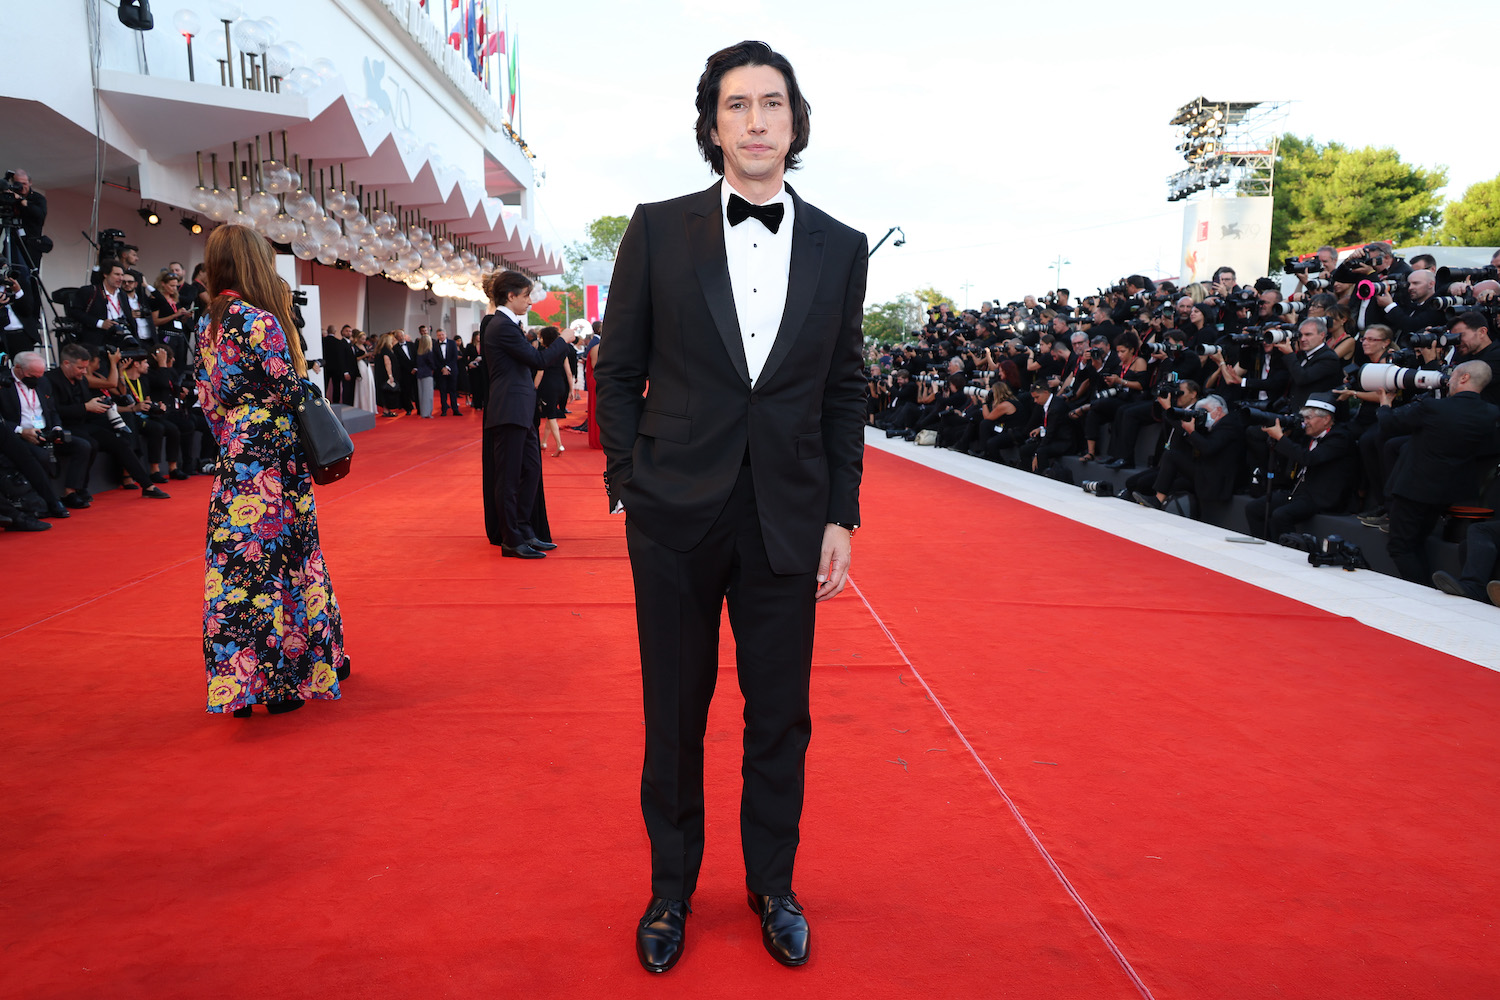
top-left (498, 304), bottom-right (527, 328)
top-left (16, 381), bottom-right (43, 429)
top-left (721, 181), bottom-right (793, 386)
top-left (3, 286), bottom-right (21, 331)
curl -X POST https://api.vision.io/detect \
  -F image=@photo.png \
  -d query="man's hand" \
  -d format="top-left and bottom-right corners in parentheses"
top-left (1180, 419), bottom-right (1197, 434)
top-left (1274, 341), bottom-right (1295, 354)
top-left (816, 524), bottom-right (852, 602)
top-left (1266, 420), bottom-right (1284, 441)
top-left (19, 426), bottom-right (40, 444)
top-left (1377, 388), bottom-right (1394, 407)
top-left (84, 396), bottom-right (110, 414)
top-left (1375, 290), bottom-right (1394, 309)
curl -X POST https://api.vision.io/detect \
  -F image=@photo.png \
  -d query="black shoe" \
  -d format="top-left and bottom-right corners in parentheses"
top-left (1131, 490), bottom-right (1164, 510)
top-left (500, 542), bottom-right (546, 559)
top-left (150, 472), bottom-right (169, 484)
top-left (61, 493), bottom-right (91, 509)
top-left (169, 469), bottom-right (190, 480)
top-left (748, 891), bottom-right (809, 967)
top-left (232, 706), bottom-right (253, 718)
top-left (1432, 571), bottom-right (1482, 601)
top-left (524, 537), bottom-right (558, 551)
top-left (141, 486), bottom-right (171, 499)
top-left (76, 489), bottom-right (94, 502)
top-left (885, 429), bottom-right (902, 438)
top-left (121, 480), bottom-right (140, 490)
top-left (337, 657), bottom-right (351, 682)
top-left (4, 512), bottom-right (51, 532)
top-left (42, 504), bottom-right (71, 519)
top-left (266, 698), bottom-right (304, 715)
top-left (636, 896), bottom-right (689, 974)
top-left (1099, 457), bottom-right (1125, 469)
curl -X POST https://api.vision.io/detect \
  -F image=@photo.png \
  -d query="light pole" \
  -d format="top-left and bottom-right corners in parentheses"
top-left (1048, 254), bottom-right (1070, 292)
top-left (960, 281), bottom-right (974, 309)
top-left (868, 226), bottom-right (906, 257)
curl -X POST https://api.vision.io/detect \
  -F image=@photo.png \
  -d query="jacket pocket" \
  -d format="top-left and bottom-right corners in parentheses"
top-left (796, 432), bottom-right (824, 459)
top-left (638, 409), bottom-right (691, 444)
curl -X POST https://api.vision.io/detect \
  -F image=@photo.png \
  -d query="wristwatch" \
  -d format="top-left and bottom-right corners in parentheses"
top-left (830, 521), bottom-right (858, 536)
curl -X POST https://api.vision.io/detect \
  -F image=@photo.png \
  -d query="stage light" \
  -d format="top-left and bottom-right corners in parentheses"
top-left (139, 205), bottom-right (161, 226)
top-left (181, 215), bottom-right (204, 235)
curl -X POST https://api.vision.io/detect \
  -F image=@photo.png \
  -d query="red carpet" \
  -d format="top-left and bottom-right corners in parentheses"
top-left (3, 414), bottom-right (1498, 998)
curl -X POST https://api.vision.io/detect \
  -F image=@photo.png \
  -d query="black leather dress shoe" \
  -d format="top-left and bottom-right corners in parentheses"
top-left (636, 897), bottom-right (689, 973)
top-left (169, 468), bottom-right (190, 480)
top-left (500, 542), bottom-right (546, 559)
top-left (61, 493), bottom-right (91, 509)
top-left (4, 512), bottom-right (51, 532)
top-left (42, 504), bottom-right (71, 519)
top-left (141, 486), bottom-right (171, 499)
top-left (336, 657), bottom-right (352, 682)
top-left (524, 537), bottom-right (557, 551)
top-left (747, 891), bottom-right (809, 967)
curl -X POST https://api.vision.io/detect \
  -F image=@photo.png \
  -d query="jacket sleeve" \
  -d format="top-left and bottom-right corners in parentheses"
top-left (594, 206), bottom-right (653, 492)
top-left (1377, 398), bottom-right (1425, 437)
top-left (822, 232), bottom-right (869, 526)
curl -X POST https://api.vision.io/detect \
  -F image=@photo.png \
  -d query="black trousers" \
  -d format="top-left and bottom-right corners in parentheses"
top-left (0, 432), bottom-right (61, 505)
top-left (1246, 489), bottom-right (1319, 541)
top-left (1387, 494), bottom-right (1445, 583)
top-left (482, 423), bottom-right (542, 547)
top-left (71, 426), bottom-right (153, 490)
top-left (626, 464), bottom-right (817, 901)
top-left (436, 375), bottom-right (459, 414)
top-left (1458, 519), bottom-right (1500, 597)
top-left (1152, 448), bottom-right (1195, 496)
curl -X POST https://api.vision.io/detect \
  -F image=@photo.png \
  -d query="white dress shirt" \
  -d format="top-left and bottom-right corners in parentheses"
top-left (721, 181), bottom-right (793, 386)
top-left (16, 381), bottom-right (44, 429)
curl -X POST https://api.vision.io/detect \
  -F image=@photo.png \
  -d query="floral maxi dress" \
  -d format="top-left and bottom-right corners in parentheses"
top-left (198, 298), bottom-right (345, 712)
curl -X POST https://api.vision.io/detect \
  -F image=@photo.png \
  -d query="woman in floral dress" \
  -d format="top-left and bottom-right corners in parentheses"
top-left (197, 224), bottom-right (348, 717)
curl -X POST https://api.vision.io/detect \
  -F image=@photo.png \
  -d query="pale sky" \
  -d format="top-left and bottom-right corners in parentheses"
top-left (520, 0), bottom-right (1500, 307)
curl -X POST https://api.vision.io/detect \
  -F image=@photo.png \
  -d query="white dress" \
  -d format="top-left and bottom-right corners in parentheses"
top-left (354, 358), bottom-right (376, 412)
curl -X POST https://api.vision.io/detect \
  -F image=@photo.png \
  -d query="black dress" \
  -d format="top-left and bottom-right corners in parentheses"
top-left (376, 347), bottom-right (402, 409)
top-left (537, 351), bottom-right (572, 419)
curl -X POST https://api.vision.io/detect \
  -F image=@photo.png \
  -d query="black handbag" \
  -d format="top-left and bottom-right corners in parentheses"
top-left (296, 381), bottom-right (355, 484)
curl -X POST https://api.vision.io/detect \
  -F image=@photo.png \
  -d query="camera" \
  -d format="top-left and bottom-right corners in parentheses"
top-left (1165, 405), bottom-right (1207, 425)
top-left (1356, 362), bottom-right (1446, 393)
top-left (962, 385), bottom-right (989, 400)
top-left (1093, 386), bottom-right (1127, 401)
top-left (98, 228), bottom-right (127, 261)
top-left (1302, 278), bottom-right (1335, 292)
top-left (1262, 326), bottom-right (1299, 345)
top-left (1355, 278), bottom-right (1403, 301)
top-left (1278, 532), bottom-right (1370, 570)
top-left (1429, 296), bottom-right (1475, 312)
top-left (1284, 257), bottom-right (1323, 275)
top-left (40, 426), bottom-right (72, 445)
top-left (1435, 265), bottom-right (1499, 288)
top-left (291, 289), bottom-right (309, 307)
top-left (1240, 405), bottom-right (1303, 430)
top-left (1269, 301), bottom-right (1307, 318)
top-left (1408, 328), bottom-right (1456, 350)
top-left (1156, 380), bottom-right (1182, 399)
top-left (1080, 480), bottom-right (1116, 497)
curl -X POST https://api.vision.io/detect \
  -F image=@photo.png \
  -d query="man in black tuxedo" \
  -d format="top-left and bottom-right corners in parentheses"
top-left (595, 41), bottom-right (867, 975)
top-left (481, 273), bottom-right (574, 555)
top-left (432, 328), bottom-right (461, 414)
top-left (1377, 361), bottom-right (1500, 583)
top-left (1018, 383), bottom-right (1078, 474)
top-left (1245, 394), bottom-right (1357, 541)
top-left (79, 260), bottom-right (129, 349)
top-left (397, 330), bottom-right (419, 414)
top-left (1451, 311), bottom-right (1500, 408)
top-left (0, 351), bottom-right (75, 517)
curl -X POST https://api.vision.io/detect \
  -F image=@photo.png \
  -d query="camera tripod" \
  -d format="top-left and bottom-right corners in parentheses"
top-left (0, 212), bottom-right (66, 367)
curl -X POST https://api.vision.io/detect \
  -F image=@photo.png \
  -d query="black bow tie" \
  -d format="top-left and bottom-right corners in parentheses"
top-left (727, 193), bottom-right (785, 234)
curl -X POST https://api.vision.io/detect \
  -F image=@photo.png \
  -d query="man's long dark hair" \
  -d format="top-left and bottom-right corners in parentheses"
top-left (694, 41), bottom-right (811, 176)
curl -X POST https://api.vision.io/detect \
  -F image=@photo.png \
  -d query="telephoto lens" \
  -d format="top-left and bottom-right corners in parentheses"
top-left (1262, 327), bottom-right (1298, 345)
top-left (1080, 480), bottom-right (1116, 497)
top-left (1356, 363), bottom-right (1447, 393)
top-left (1201, 344), bottom-right (1225, 358)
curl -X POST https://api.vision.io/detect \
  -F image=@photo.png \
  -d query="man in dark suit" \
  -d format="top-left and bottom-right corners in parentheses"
top-left (0, 351), bottom-right (75, 517)
top-left (433, 328), bottom-right (461, 414)
top-left (1377, 361), bottom-right (1500, 583)
top-left (1, 270), bottom-right (41, 357)
top-left (397, 330), bottom-right (419, 414)
top-left (45, 342), bottom-right (170, 500)
top-left (1451, 311), bottom-right (1500, 408)
top-left (481, 275), bottom-right (574, 555)
top-left (1274, 317), bottom-right (1343, 410)
top-left (1018, 383), bottom-right (1078, 474)
top-left (1246, 394), bottom-right (1357, 540)
top-left (595, 41), bottom-right (867, 975)
top-left (79, 260), bottom-right (128, 349)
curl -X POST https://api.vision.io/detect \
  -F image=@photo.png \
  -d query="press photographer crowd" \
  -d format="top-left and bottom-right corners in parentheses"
top-left (867, 242), bottom-right (1500, 601)
top-left (0, 168), bottom-right (579, 538)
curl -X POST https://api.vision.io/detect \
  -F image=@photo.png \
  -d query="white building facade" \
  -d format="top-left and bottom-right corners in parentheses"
top-left (2, 0), bottom-right (561, 356)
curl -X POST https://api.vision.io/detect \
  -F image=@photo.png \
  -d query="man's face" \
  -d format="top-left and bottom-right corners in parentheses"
top-left (1408, 269), bottom-right (1434, 302)
top-left (13, 170), bottom-right (30, 195)
top-left (1258, 291), bottom-right (1279, 316)
top-left (1317, 249), bottom-right (1337, 273)
top-left (1176, 296), bottom-right (1193, 318)
top-left (1455, 321), bottom-right (1491, 355)
top-left (1298, 324), bottom-right (1327, 350)
top-left (436, 329), bottom-right (446, 341)
top-left (1069, 334), bottom-right (1087, 354)
top-left (121, 277), bottom-right (137, 298)
top-left (122, 249), bottom-right (138, 266)
top-left (1092, 307), bottom-right (1109, 324)
top-left (1052, 317), bottom-right (1068, 336)
top-left (712, 64), bottom-right (795, 192)
top-left (61, 357), bottom-right (89, 380)
top-left (1302, 410), bottom-right (1333, 436)
top-left (104, 267), bottom-right (124, 291)
top-left (168, 263), bottom-right (184, 279)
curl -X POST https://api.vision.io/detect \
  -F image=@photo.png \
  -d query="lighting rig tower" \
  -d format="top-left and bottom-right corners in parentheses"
top-left (1165, 97), bottom-right (1288, 203)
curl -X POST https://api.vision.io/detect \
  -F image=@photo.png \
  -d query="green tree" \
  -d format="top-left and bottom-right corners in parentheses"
top-left (537, 213), bottom-right (631, 326)
top-left (1440, 173), bottom-right (1500, 247)
top-left (1264, 134), bottom-right (1446, 271)
top-left (863, 294), bottom-right (921, 345)
top-left (912, 285), bottom-right (953, 313)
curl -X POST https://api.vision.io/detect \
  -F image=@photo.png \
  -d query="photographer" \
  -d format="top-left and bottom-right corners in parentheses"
top-left (1132, 394), bottom-right (1243, 511)
top-left (119, 272), bottom-right (154, 345)
top-left (1100, 336), bottom-right (1197, 470)
top-left (118, 351), bottom-right (185, 483)
top-left (1370, 267), bottom-right (1444, 337)
top-left (878, 369), bottom-right (926, 437)
top-left (1377, 360), bottom-right (1500, 583)
top-left (79, 260), bottom-right (129, 349)
top-left (150, 269), bottom-right (195, 364)
top-left (1018, 383), bottom-right (1079, 475)
top-left (5, 169), bottom-right (49, 266)
top-left (1244, 395), bottom-right (1357, 542)
top-left (1275, 317), bottom-right (1344, 408)
top-left (0, 268), bottom-right (40, 356)
top-left (1451, 311), bottom-right (1500, 407)
top-left (0, 352), bottom-right (74, 518)
top-left (974, 378), bottom-right (1027, 461)
top-left (1078, 332), bottom-right (1148, 462)
top-left (147, 345), bottom-right (196, 477)
top-left (44, 343), bottom-right (170, 500)
top-left (912, 372), bottom-right (970, 445)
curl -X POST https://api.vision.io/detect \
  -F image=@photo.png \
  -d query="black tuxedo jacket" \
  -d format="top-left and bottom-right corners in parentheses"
top-left (433, 340), bottom-right (461, 384)
top-left (1379, 391), bottom-right (1500, 505)
top-left (1184, 410), bottom-right (1245, 503)
top-left (1274, 423), bottom-right (1358, 510)
top-left (482, 311), bottom-right (570, 429)
top-left (595, 181), bottom-right (868, 576)
top-left (1280, 345), bottom-right (1343, 409)
top-left (0, 376), bottom-right (63, 431)
top-left (80, 286), bottom-right (122, 344)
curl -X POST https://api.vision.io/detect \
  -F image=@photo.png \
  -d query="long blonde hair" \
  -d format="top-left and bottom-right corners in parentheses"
top-left (203, 224), bottom-right (307, 377)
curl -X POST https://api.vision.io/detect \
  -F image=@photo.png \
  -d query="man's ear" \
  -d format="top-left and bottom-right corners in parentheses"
top-left (710, 126), bottom-right (721, 149)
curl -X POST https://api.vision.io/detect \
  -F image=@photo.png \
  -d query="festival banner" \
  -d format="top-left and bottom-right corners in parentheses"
top-left (1180, 196), bottom-right (1274, 286)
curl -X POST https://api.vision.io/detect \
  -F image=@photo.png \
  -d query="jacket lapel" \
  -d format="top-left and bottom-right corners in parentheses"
top-left (686, 182), bottom-right (752, 388)
top-left (755, 184), bottom-right (824, 389)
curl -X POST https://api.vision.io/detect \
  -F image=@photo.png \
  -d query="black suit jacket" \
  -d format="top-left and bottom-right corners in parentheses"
top-left (433, 340), bottom-right (460, 385)
top-left (0, 376), bottom-right (63, 431)
top-left (1185, 410), bottom-right (1245, 503)
top-left (482, 311), bottom-right (570, 429)
top-left (1379, 392), bottom-right (1500, 505)
top-left (1280, 345), bottom-right (1343, 409)
top-left (595, 181), bottom-right (868, 576)
top-left (80, 286), bottom-right (122, 344)
top-left (1274, 423), bottom-right (1357, 510)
